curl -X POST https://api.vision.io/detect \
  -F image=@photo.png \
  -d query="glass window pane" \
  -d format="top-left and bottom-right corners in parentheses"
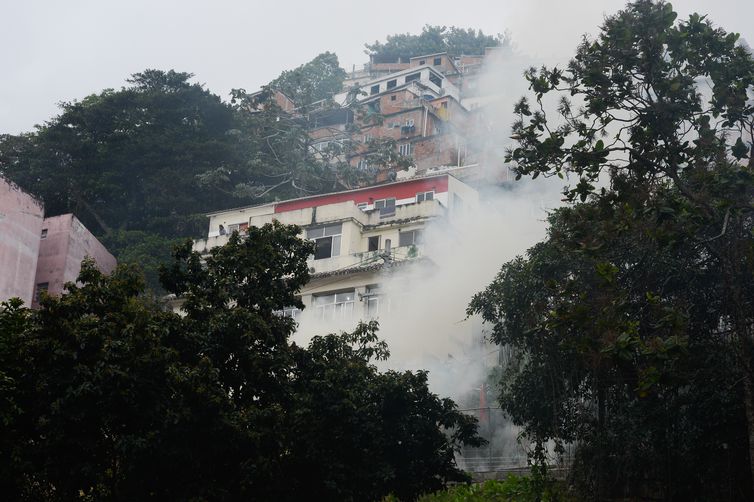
top-left (331, 235), bottom-right (341, 257)
top-left (314, 236), bottom-right (333, 260)
top-left (324, 223), bottom-right (342, 236)
top-left (307, 227), bottom-right (324, 238)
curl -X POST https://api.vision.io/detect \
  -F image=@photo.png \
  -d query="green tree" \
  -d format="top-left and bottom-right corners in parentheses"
top-left (472, 0), bottom-right (754, 497)
top-left (365, 26), bottom-right (507, 60)
top-left (1, 223), bottom-right (483, 500)
top-left (0, 69), bottom-right (362, 290)
top-left (269, 52), bottom-right (347, 108)
top-left (289, 322), bottom-right (484, 501)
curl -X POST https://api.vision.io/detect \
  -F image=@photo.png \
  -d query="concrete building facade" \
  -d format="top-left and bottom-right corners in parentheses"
top-left (189, 173), bottom-right (478, 327)
top-left (33, 214), bottom-right (117, 307)
top-left (0, 177), bottom-right (45, 305)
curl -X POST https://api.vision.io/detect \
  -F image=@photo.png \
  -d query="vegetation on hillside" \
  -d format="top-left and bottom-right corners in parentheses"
top-left (470, 0), bottom-right (754, 499)
top-left (0, 64), bottom-right (356, 290)
top-left (0, 223), bottom-right (484, 501)
top-left (365, 25), bottom-right (507, 60)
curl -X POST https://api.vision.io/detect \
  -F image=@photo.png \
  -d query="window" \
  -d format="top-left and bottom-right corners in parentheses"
top-left (374, 198), bottom-right (396, 217)
top-left (387, 79), bottom-right (397, 89)
top-left (314, 291), bottom-right (355, 321)
top-left (429, 72), bottom-right (442, 87)
top-left (399, 229), bottom-right (423, 247)
top-left (227, 222), bottom-right (248, 234)
top-left (416, 191), bottom-right (434, 202)
top-left (307, 223), bottom-right (342, 260)
top-left (368, 235), bottom-right (380, 252)
top-left (357, 202), bottom-right (368, 210)
top-left (35, 282), bottom-right (49, 304)
top-left (390, 95), bottom-right (396, 101)
top-left (40, 229), bottom-right (48, 239)
top-left (405, 119), bottom-right (415, 127)
top-left (365, 285), bottom-right (383, 317)
top-left (398, 143), bottom-right (413, 156)
top-left (370, 84), bottom-right (380, 95)
top-left (433, 57), bottom-right (442, 65)
top-left (419, 59), bottom-right (426, 65)
top-left (405, 73), bottom-right (421, 83)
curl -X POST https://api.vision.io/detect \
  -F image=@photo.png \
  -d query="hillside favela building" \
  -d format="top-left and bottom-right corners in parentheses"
top-left (262, 50), bottom-right (512, 185)
top-left (187, 173), bottom-right (477, 329)
top-left (0, 177), bottom-right (116, 307)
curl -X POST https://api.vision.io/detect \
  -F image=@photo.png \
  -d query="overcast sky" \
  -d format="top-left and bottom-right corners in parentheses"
top-left (2, 0), bottom-right (752, 134)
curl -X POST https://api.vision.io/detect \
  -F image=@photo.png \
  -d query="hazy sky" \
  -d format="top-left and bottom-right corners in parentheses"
top-left (2, 0), bottom-right (752, 134)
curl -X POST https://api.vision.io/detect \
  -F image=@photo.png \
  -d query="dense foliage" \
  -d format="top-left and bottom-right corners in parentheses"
top-left (412, 476), bottom-right (573, 502)
top-left (0, 65), bottom-right (355, 289)
top-left (269, 51), bottom-right (347, 107)
top-left (470, 1), bottom-right (754, 499)
top-left (0, 222), bottom-right (483, 501)
top-left (365, 25), bottom-right (506, 61)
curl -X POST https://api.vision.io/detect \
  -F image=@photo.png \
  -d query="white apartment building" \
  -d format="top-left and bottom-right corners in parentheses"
top-left (190, 173), bottom-right (478, 326)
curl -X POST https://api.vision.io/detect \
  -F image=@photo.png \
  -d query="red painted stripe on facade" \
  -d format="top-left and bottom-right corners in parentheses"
top-left (273, 175), bottom-right (449, 213)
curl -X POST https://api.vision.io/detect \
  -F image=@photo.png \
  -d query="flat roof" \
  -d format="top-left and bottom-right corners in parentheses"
top-left (205, 172), bottom-right (459, 217)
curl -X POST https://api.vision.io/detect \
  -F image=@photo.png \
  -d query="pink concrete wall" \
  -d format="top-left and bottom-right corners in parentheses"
top-left (33, 214), bottom-right (117, 306)
top-left (0, 177), bottom-right (45, 305)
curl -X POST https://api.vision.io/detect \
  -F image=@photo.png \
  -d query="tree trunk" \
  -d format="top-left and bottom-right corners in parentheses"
top-left (742, 362), bottom-right (754, 493)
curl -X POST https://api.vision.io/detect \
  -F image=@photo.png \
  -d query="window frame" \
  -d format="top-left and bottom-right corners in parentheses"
top-left (416, 191), bottom-right (434, 203)
top-left (404, 73), bottom-right (421, 84)
top-left (373, 198), bottom-right (396, 217)
top-left (399, 229), bottom-right (423, 247)
top-left (307, 223), bottom-right (342, 260)
top-left (313, 290), bottom-right (355, 321)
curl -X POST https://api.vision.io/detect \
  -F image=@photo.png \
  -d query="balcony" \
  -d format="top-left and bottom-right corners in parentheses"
top-left (363, 199), bottom-right (445, 226)
top-left (308, 244), bottom-right (425, 276)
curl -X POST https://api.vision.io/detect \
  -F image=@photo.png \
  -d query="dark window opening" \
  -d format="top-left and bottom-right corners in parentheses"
top-left (370, 84), bottom-right (380, 95)
top-left (368, 236), bottom-right (380, 252)
top-left (416, 191), bottom-right (434, 202)
top-left (433, 57), bottom-right (442, 65)
top-left (314, 236), bottom-right (333, 260)
top-left (374, 198), bottom-right (396, 217)
top-left (41, 229), bottom-right (48, 239)
top-left (429, 73), bottom-right (442, 87)
top-left (307, 223), bottom-right (342, 260)
top-left (387, 79), bottom-right (397, 89)
top-left (405, 73), bottom-right (421, 84)
top-left (419, 59), bottom-right (426, 65)
top-left (35, 282), bottom-right (49, 303)
top-left (390, 95), bottom-right (397, 101)
top-left (399, 230), bottom-right (423, 247)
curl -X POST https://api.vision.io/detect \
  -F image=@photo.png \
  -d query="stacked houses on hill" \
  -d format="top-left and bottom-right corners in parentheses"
top-left (258, 49), bottom-right (511, 186)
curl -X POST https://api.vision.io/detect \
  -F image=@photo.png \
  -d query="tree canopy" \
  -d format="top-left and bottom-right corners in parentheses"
top-left (269, 51), bottom-right (347, 107)
top-left (471, 0), bottom-right (754, 499)
top-left (365, 25), bottom-right (507, 61)
top-left (1, 222), bottom-right (483, 501)
top-left (0, 69), bottom-right (359, 290)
